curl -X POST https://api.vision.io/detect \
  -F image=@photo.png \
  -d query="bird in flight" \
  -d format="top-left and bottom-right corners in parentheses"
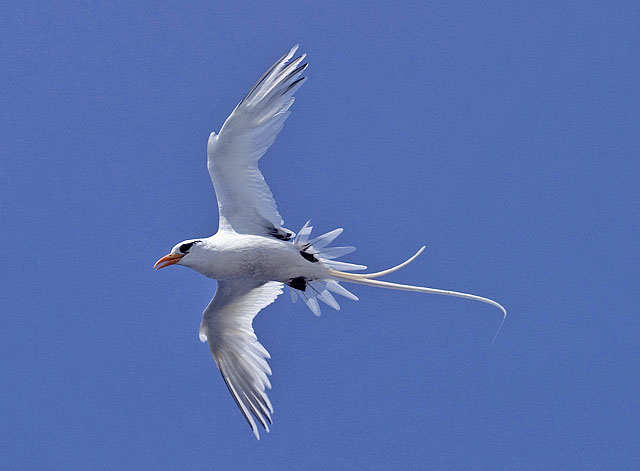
top-left (155, 45), bottom-right (506, 439)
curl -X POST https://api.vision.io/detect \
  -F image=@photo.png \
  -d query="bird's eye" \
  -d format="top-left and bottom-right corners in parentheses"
top-left (179, 242), bottom-right (194, 254)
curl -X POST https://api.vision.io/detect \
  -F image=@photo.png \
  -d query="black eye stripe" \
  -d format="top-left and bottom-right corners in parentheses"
top-left (179, 242), bottom-right (194, 254)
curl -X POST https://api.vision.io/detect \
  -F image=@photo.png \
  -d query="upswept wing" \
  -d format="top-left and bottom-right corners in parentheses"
top-left (207, 45), bottom-right (307, 239)
top-left (199, 280), bottom-right (283, 439)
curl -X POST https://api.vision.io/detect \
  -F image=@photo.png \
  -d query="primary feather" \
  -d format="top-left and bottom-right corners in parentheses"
top-left (207, 45), bottom-right (307, 239)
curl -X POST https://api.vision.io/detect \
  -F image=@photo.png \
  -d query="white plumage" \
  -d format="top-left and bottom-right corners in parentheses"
top-left (206, 47), bottom-right (306, 238)
top-left (155, 45), bottom-right (506, 439)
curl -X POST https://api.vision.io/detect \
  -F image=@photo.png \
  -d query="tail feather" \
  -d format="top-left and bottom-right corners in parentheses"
top-left (321, 260), bottom-right (367, 271)
top-left (290, 222), bottom-right (506, 344)
top-left (328, 264), bottom-right (507, 344)
top-left (293, 220), bottom-right (313, 244)
top-left (314, 246), bottom-right (356, 260)
top-left (308, 281), bottom-right (340, 310)
top-left (290, 221), bottom-right (361, 316)
top-left (328, 268), bottom-right (506, 316)
top-left (325, 279), bottom-right (359, 301)
top-left (304, 228), bottom-right (343, 250)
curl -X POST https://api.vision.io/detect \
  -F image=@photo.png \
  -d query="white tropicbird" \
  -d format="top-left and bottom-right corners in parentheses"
top-left (155, 45), bottom-right (506, 439)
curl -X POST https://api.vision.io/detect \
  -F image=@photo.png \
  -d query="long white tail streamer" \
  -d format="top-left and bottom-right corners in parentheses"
top-left (328, 249), bottom-right (507, 345)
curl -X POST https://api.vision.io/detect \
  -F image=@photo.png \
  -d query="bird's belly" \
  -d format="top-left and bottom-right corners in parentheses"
top-left (208, 236), bottom-right (328, 282)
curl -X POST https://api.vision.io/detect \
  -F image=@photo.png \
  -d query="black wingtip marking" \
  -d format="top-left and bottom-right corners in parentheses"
top-left (285, 76), bottom-right (307, 95)
top-left (239, 49), bottom-right (306, 106)
top-left (288, 62), bottom-right (308, 80)
top-left (252, 393), bottom-right (274, 424)
top-left (239, 49), bottom-right (293, 106)
top-left (220, 372), bottom-right (257, 432)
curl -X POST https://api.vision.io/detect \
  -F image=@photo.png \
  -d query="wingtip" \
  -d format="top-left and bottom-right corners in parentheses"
top-left (284, 44), bottom-right (300, 62)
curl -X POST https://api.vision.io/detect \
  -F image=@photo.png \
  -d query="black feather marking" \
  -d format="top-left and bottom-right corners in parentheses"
top-left (300, 250), bottom-right (318, 263)
top-left (288, 277), bottom-right (307, 291)
top-left (284, 76), bottom-right (306, 95)
top-left (239, 49), bottom-right (293, 105)
top-left (220, 370), bottom-right (256, 431)
top-left (282, 62), bottom-right (308, 86)
top-left (251, 393), bottom-right (273, 423)
top-left (270, 227), bottom-right (293, 241)
top-left (278, 58), bottom-right (307, 84)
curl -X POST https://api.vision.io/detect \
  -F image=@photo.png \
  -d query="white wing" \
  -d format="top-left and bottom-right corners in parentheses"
top-left (207, 45), bottom-right (307, 239)
top-left (199, 280), bottom-right (283, 439)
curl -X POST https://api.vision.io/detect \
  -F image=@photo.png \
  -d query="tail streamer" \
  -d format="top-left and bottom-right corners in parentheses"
top-left (290, 221), bottom-right (506, 343)
top-left (328, 251), bottom-right (507, 344)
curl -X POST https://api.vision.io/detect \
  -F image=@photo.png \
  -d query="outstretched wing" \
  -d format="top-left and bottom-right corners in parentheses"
top-left (199, 280), bottom-right (283, 439)
top-left (207, 45), bottom-right (307, 239)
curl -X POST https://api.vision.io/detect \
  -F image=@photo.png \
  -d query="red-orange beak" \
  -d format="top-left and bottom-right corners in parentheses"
top-left (154, 253), bottom-right (184, 270)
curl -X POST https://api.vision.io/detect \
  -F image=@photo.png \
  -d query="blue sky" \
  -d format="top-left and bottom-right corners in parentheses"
top-left (2, 1), bottom-right (638, 469)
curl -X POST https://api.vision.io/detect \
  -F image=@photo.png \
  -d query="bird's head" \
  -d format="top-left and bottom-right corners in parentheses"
top-left (154, 239), bottom-right (203, 270)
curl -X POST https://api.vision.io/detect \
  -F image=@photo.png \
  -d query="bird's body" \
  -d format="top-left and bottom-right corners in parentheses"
top-left (155, 45), bottom-right (506, 439)
top-left (181, 232), bottom-right (329, 281)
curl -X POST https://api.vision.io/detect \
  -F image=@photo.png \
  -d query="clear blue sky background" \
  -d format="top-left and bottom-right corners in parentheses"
top-left (2, 1), bottom-right (638, 470)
